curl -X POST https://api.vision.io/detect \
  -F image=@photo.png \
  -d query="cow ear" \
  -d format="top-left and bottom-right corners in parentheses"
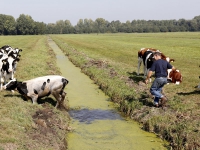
top-left (3, 58), bottom-right (8, 61)
top-left (15, 58), bottom-right (20, 61)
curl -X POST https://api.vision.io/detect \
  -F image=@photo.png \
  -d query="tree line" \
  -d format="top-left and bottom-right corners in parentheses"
top-left (0, 14), bottom-right (200, 35)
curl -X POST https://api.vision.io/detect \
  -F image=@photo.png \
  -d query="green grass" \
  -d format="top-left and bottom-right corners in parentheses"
top-left (50, 32), bottom-right (200, 150)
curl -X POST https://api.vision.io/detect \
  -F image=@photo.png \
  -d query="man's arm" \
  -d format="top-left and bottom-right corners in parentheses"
top-left (145, 70), bottom-right (153, 84)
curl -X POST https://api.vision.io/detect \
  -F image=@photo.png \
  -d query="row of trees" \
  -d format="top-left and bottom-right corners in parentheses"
top-left (0, 14), bottom-right (200, 35)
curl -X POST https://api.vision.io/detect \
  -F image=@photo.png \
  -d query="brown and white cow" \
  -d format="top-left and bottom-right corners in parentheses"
top-left (3, 75), bottom-right (69, 108)
top-left (167, 68), bottom-right (183, 85)
top-left (137, 48), bottom-right (175, 78)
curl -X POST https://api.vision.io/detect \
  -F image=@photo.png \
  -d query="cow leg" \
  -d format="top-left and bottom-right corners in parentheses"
top-left (0, 77), bottom-right (4, 91)
top-left (145, 68), bottom-right (152, 82)
top-left (60, 91), bottom-right (66, 106)
top-left (30, 95), bottom-right (38, 104)
top-left (144, 64), bottom-right (147, 78)
top-left (137, 57), bottom-right (143, 75)
top-left (52, 91), bottom-right (62, 108)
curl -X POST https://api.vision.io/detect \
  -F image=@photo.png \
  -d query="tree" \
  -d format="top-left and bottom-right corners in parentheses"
top-left (63, 20), bottom-right (73, 34)
top-left (16, 14), bottom-right (35, 35)
top-left (34, 21), bottom-right (46, 35)
top-left (193, 15), bottom-right (200, 30)
top-left (3, 15), bottom-right (16, 35)
top-left (95, 18), bottom-right (106, 33)
top-left (0, 14), bottom-right (6, 35)
top-left (46, 23), bottom-right (56, 34)
top-left (76, 19), bottom-right (84, 33)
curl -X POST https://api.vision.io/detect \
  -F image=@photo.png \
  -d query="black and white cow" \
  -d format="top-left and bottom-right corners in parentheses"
top-left (7, 49), bottom-right (22, 73)
top-left (1, 45), bottom-right (12, 54)
top-left (141, 50), bottom-right (155, 82)
top-left (142, 50), bottom-right (154, 77)
top-left (3, 75), bottom-right (69, 108)
top-left (0, 51), bottom-right (20, 89)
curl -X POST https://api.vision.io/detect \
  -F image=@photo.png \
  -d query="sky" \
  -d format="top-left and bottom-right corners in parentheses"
top-left (1, 0), bottom-right (200, 25)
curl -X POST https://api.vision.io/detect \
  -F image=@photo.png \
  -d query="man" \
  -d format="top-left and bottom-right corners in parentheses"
top-left (145, 51), bottom-right (174, 107)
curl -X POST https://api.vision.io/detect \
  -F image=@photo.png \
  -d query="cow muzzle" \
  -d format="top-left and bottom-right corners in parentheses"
top-left (8, 69), bottom-right (13, 72)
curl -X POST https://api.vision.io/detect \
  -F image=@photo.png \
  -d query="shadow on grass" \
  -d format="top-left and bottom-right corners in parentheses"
top-left (4, 94), bottom-right (57, 107)
top-left (177, 90), bottom-right (200, 95)
top-left (127, 71), bottom-right (144, 83)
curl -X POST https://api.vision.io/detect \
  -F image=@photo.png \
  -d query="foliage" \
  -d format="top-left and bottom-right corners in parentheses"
top-left (1, 13), bottom-right (200, 35)
top-left (16, 14), bottom-right (35, 35)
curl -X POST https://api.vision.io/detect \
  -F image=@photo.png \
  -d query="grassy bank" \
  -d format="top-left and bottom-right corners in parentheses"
top-left (0, 36), bottom-right (69, 149)
top-left (50, 33), bottom-right (200, 150)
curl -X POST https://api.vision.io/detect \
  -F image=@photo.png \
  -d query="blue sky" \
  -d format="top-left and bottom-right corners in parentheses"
top-left (1, 0), bottom-right (200, 25)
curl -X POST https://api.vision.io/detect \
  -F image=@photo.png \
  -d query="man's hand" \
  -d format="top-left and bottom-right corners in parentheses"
top-left (145, 79), bottom-right (149, 84)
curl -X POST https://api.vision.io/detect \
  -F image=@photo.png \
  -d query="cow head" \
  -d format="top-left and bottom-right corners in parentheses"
top-left (3, 78), bottom-right (18, 90)
top-left (1, 45), bottom-right (12, 54)
top-left (3, 51), bottom-right (20, 73)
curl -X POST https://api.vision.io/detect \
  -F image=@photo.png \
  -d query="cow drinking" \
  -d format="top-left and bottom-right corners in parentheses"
top-left (3, 75), bottom-right (69, 108)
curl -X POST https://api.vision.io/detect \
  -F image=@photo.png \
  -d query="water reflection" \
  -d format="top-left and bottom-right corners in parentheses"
top-left (69, 109), bottom-right (123, 124)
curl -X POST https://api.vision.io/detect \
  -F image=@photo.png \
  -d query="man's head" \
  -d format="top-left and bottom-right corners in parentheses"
top-left (153, 51), bottom-right (161, 60)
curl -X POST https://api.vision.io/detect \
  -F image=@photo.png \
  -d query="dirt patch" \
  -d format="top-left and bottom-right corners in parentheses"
top-left (24, 103), bottom-right (69, 150)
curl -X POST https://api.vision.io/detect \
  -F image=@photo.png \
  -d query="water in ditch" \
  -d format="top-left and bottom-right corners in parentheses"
top-left (48, 38), bottom-right (167, 150)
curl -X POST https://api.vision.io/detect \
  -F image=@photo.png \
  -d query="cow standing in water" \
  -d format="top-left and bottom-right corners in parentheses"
top-left (3, 75), bottom-right (69, 108)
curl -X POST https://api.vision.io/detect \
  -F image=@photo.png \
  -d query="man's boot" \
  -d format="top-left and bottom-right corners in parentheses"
top-left (160, 96), bottom-right (167, 108)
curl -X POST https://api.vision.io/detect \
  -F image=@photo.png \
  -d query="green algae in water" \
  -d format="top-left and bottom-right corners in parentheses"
top-left (48, 38), bottom-right (168, 150)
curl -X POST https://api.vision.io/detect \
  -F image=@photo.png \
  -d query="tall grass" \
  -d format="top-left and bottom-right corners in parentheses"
top-left (50, 33), bottom-right (200, 149)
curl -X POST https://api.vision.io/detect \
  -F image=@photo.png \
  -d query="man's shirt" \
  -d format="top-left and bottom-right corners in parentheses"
top-left (150, 59), bottom-right (172, 78)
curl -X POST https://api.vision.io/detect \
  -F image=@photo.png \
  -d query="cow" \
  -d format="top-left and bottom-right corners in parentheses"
top-left (0, 53), bottom-right (9, 90)
top-left (137, 48), bottom-right (175, 76)
top-left (3, 75), bottom-right (69, 108)
top-left (7, 48), bottom-right (22, 73)
top-left (167, 68), bottom-right (183, 85)
top-left (142, 50), bottom-right (155, 81)
top-left (1, 45), bottom-right (22, 57)
top-left (1, 45), bottom-right (12, 54)
top-left (0, 50), bottom-right (20, 90)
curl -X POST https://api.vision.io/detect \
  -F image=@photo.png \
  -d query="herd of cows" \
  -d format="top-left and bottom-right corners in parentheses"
top-left (137, 48), bottom-right (183, 84)
top-left (0, 45), bottom-right (69, 108)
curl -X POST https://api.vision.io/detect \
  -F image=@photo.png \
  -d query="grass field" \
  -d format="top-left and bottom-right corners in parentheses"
top-left (50, 32), bottom-right (200, 150)
top-left (0, 33), bottom-right (199, 149)
top-left (0, 35), bottom-right (68, 149)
